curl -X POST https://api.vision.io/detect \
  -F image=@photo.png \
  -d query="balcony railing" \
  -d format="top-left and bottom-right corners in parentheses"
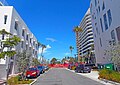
top-left (0, 0), bottom-right (8, 6)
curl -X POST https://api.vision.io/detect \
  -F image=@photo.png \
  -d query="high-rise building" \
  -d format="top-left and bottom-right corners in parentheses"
top-left (0, 1), bottom-right (39, 80)
top-left (78, 8), bottom-right (95, 64)
top-left (90, 0), bottom-right (120, 65)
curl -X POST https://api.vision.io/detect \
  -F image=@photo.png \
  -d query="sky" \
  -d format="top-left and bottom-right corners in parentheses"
top-left (7, 0), bottom-right (90, 61)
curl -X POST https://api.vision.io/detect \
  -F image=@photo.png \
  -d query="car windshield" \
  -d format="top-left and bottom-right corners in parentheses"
top-left (28, 68), bottom-right (37, 71)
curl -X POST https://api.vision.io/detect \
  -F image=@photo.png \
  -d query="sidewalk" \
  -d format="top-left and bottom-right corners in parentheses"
top-left (67, 69), bottom-right (115, 85)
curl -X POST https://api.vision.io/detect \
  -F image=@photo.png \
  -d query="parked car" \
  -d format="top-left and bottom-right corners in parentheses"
top-left (68, 63), bottom-right (76, 70)
top-left (75, 64), bottom-right (91, 73)
top-left (44, 66), bottom-right (49, 71)
top-left (26, 67), bottom-right (40, 78)
top-left (37, 65), bottom-right (45, 74)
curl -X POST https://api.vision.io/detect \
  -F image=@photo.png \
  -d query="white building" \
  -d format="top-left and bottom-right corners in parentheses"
top-left (90, 0), bottom-right (120, 65)
top-left (78, 8), bottom-right (95, 64)
top-left (0, 1), bottom-right (39, 80)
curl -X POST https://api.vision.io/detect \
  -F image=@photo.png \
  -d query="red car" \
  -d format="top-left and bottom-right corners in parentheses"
top-left (26, 67), bottom-right (40, 78)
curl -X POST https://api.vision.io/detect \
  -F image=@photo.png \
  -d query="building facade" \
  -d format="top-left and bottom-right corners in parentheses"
top-left (90, 0), bottom-right (120, 64)
top-left (78, 8), bottom-right (95, 64)
top-left (0, 3), bottom-right (39, 80)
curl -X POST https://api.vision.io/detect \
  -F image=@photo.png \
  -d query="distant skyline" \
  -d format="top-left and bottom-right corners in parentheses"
top-left (7, 0), bottom-right (90, 60)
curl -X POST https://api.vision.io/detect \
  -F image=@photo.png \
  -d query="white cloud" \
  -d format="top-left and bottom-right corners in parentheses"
top-left (46, 38), bottom-right (57, 42)
top-left (38, 45), bottom-right (51, 54)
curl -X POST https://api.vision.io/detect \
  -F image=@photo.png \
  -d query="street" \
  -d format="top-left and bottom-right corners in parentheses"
top-left (34, 68), bottom-right (104, 85)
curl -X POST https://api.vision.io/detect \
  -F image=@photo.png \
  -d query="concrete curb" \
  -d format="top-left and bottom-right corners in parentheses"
top-left (100, 78), bottom-right (120, 85)
top-left (29, 79), bottom-right (37, 85)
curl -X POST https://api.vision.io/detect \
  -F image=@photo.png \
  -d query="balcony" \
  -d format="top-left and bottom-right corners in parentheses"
top-left (0, 0), bottom-right (8, 6)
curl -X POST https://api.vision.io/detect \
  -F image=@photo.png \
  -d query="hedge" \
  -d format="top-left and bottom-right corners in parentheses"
top-left (99, 69), bottom-right (120, 83)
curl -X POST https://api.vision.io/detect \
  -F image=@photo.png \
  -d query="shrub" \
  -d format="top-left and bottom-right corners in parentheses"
top-left (7, 76), bottom-right (33, 85)
top-left (99, 69), bottom-right (120, 83)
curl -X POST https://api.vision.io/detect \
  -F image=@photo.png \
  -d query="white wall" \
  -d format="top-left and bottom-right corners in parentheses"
top-left (0, 6), bottom-right (39, 79)
top-left (90, 0), bottom-right (120, 64)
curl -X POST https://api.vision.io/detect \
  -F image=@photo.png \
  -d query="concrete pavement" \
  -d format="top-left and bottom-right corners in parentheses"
top-left (34, 68), bottom-right (104, 85)
top-left (67, 69), bottom-right (114, 85)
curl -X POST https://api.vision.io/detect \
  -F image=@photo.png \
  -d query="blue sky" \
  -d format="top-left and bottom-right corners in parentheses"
top-left (7, 0), bottom-right (90, 60)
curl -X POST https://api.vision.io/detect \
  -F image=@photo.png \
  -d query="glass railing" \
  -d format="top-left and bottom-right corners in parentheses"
top-left (0, 0), bottom-right (8, 6)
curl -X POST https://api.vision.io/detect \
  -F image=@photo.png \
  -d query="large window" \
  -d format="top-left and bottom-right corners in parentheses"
top-left (111, 30), bottom-right (116, 41)
top-left (116, 26), bottom-right (120, 41)
top-left (107, 9), bottom-right (112, 26)
top-left (22, 30), bottom-right (25, 37)
top-left (102, 2), bottom-right (105, 10)
top-left (103, 14), bottom-right (108, 30)
top-left (98, 6), bottom-right (100, 12)
top-left (30, 38), bottom-right (32, 43)
top-left (95, 0), bottom-right (97, 6)
top-left (100, 18), bottom-right (103, 32)
top-left (99, 38), bottom-right (102, 47)
top-left (4, 15), bottom-right (8, 24)
top-left (15, 22), bottom-right (18, 30)
top-left (21, 41), bottom-right (23, 48)
top-left (2, 34), bottom-right (4, 40)
top-left (26, 34), bottom-right (28, 41)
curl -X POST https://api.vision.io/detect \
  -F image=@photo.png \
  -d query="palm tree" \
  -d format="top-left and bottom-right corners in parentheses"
top-left (40, 44), bottom-right (46, 63)
top-left (41, 44), bottom-right (46, 56)
top-left (38, 41), bottom-right (41, 48)
top-left (69, 46), bottom-right (74, 57)
top-left (73, 26), bottom-right (82, 62)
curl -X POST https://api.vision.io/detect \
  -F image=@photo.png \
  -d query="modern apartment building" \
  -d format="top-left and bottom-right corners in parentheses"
top-left (0, 1), bottom-right (39, 80)
top-left (78, 8), bottom-right (95, 64)
top-left (90, 0), bottom-right (120, 65)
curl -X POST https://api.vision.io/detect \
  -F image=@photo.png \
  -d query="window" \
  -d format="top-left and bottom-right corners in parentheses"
top-left (33, 49), bottom-right (34, 54)
top-left (103, 14), bottom-right (108, 30)
top-left (21, 41), bottom-right (23, 48)
top-left (116, 26), bottom-right (120, 41)
top-left (26, 35), bottom-right (28, 40)
top-left (96, 9), bottom-right (98, 15)
top-left (111, 30), bottom-right (116, 41)
top-left (33, 41), bottom-right (35, 46)
top-left (26, 45), bottom-right (28, 50)
top-left (102, 2), bottom-right (105, 10)
top-left (100, 18), bottom-right (104, 32)
top-left (99, 38), bottom-right (102, 47)
top-left (107, 9), bottom-right (112, 26)
top-left (95, 0), bottom-right (97, 6)
top-left (98, 6), bottom-right (100, 12)
top-left (30, 38), bottom-right (32, 43)
top-left (22, 30), bottom-right (25, 37)
top-left (2, 34), bottom-right (4, 40)
top-left (15, 22), bottom-right (18, 30)
top-left (4, 15), bottom-right (8, 24)
top-left (96, 27), bottom-right (98, 34)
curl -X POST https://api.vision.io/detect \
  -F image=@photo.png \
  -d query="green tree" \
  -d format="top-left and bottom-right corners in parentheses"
top-left (105, 41), bottom-right (120, 71)
top-left (32, 58), bottom-right (40, 66)
top-left (69, 57), bottom-right (75, 63)
top-left (61, 58), bottom-right (66, 64)
top-left (16, 50), bottom-right (31, 80)
top-left (0, 29), bottom-right (21, 59)
top-left (50, 58), bottom-right (57, 64)
top-left (69, 46), bottom-right (74, 57)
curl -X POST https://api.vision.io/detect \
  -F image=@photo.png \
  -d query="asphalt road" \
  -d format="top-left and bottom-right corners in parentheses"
top-left (34, 68), bottom-right (104, 85)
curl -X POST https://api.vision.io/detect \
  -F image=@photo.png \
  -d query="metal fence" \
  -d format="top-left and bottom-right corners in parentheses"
top-left (0, 0), bottom-right (8, 6)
